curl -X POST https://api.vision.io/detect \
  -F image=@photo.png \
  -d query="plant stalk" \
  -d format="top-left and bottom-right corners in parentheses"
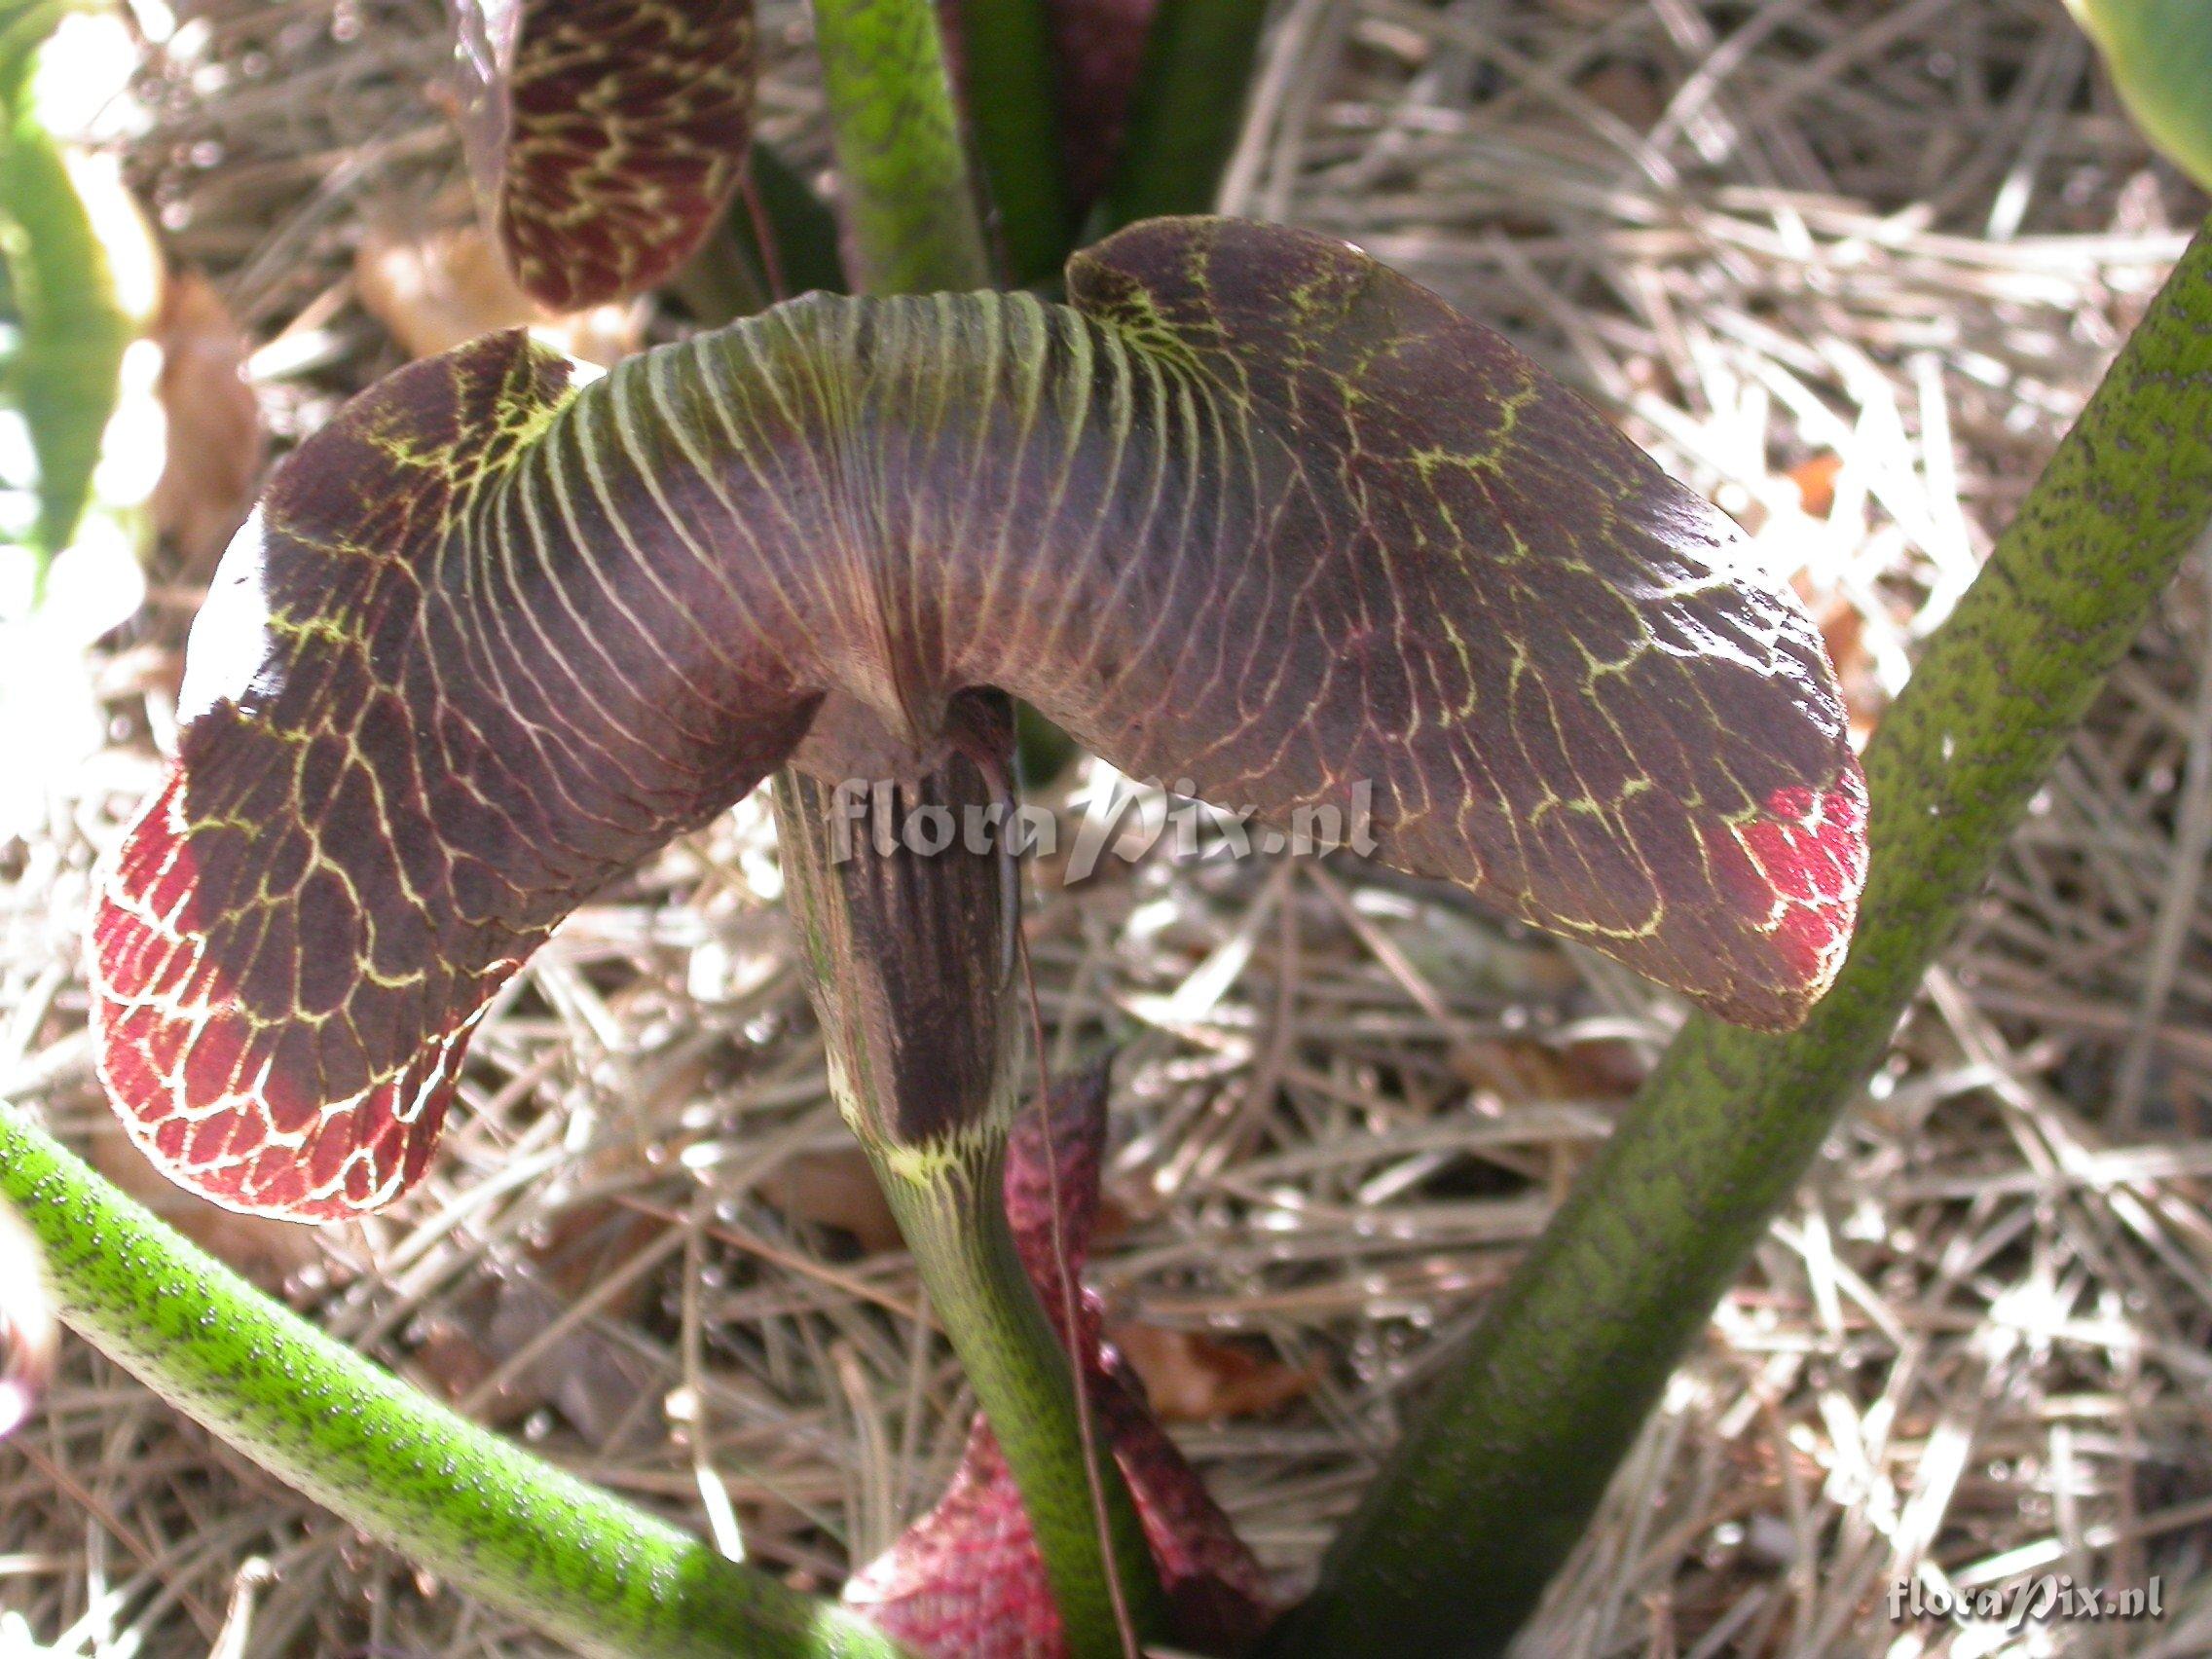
top-left (743, 140), bottom-right (849, 298)
top-left (789, 7), bottom-right (1166, 1639)
top-left (1097, 0), bottom-right (1272, 230)
top-left (808, 0), bottom-right (992, 293)
top-left (871, 1161), bottom-right (1160, 1643)
top-left (1269, 219), bottom-right (2212, 1657)
top-left (947, 0), bottom-right (1072, 285)
top-left (772, 752), bottom-right (1168, 1655)
top-left (0, 1099), bottom-right (909, 1659)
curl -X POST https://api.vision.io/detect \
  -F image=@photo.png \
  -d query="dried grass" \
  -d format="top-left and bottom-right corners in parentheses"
top-left (7, 1), bottom-right (2212, 1654)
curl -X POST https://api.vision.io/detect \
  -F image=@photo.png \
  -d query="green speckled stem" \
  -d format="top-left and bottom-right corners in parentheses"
top-left (1272, 221), bottom-right (2212, 1658)
top-left (0, 1099), bottom-right (908, 1659)
top-left (808, 0), bottom-right (991, 293)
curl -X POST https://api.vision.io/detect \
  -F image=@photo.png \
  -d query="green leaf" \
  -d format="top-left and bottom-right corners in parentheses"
top-left (0, 0), bottom-right (75, 91)
top-left (0, 5), bottom-right (147, 566)
top-left (675, 142), bottom-right (848, 324)
top-left (90, 215), bottom-right (1862, 1223)
top-left (2071, 0), bottom-right (2212, 190)
top-left (1038, 0), bottom-right (1158, 216)
top-left (453, 0), bottom-right (758, 310)
top-left (940, 0), bottom-right (1255, 276)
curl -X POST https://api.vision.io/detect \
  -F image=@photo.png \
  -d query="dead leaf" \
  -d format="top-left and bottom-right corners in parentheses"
top-left (149, 271), bottom-right (264, 581)
top-left (411, 1319), bottom-right (503, 1405)
top-left (412, 1263), bottom-right (664, 1451)
top-left (354, 223), bottom-right (641, 364)
top-left (402, 1148), bottom-right (670, 1437)
top-left (485, 1268), bottom-right (663, 1448)
top-left (1551, 1036), bottom-right (1647, 1099)
top-left (1107, 1322), bottom-right (1315, 1423)
top-left (413, 1184), bottom-right (671, 1446)
top-left (1788, 452), bottom-right (1844, 519)
top-left (528, 1191), bottom-right (667, 1313)
top-left (1576, 62), bottom-right (1665, 131)
top-left (759, 1147), bottom-right (903, 1255)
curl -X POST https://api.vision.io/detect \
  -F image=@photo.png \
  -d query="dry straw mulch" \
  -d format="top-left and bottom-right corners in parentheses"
top-left (8, 2), bottom-right (2212, 1655)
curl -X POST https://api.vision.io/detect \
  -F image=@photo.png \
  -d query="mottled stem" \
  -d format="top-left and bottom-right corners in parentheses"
top-left (1272, 222), bottom-right (2212, 1656)
top-left (0, 1100), bottom-right (908, 1659)
top-left (808, 0), bottom-right (992, 293)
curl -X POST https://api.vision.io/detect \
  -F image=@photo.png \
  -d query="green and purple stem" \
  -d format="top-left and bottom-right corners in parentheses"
top-left (843, 1063), bottom-right (1270, 1654)
top-left (1272, 217), bottom-right (2212, 1658)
